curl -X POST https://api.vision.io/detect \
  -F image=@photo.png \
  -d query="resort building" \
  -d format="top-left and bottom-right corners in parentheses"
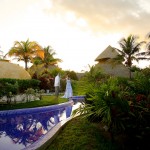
top-left (0, 60), bottom-right (31, 79)
top-left (94, 45), bottom-right (130, 77)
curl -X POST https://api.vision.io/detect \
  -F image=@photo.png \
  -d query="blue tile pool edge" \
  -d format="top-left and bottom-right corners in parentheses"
top-left (22, 98), bottom-right (84, 150)
top-left (0, 100), bottom-right (74, 116)
top-left (23, 116), bottom-right (73, 150)
top-left (0, 96), bottom-right (85, 150)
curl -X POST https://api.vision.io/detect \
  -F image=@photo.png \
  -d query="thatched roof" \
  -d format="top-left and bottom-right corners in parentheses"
top-left (0, 60), bottom-right (31, 79)
top-left (95, 45), bottom-right (119, 61)
top-left (94, 45), bottom-right (133, 78)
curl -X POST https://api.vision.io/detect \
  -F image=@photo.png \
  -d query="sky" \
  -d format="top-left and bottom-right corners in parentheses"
top-left (0, 0), bottom-right (150, 72)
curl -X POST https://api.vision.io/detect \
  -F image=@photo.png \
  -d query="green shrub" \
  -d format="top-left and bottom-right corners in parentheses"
top-left (0, 78), bottom-right (40, 97)
top-left (74, 73), bottom-right (150, 148)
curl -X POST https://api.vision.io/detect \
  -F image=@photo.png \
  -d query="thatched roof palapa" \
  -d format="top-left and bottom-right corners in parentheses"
top-left (94, 45), bottom-right (131, 78)
top-left (0, 60), bottom-right (31, 79)
top-left (95, 45), bottom-right (119, 62)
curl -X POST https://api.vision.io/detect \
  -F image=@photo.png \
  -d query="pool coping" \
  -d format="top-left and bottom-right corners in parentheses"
top-left (22, 98), bottom-right (84, 150)
top-left (0, 96), bottom-right (85, 150)
top-left (23, 115), bottom-right (73, 150)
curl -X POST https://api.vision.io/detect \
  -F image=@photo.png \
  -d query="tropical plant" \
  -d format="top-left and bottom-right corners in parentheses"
top-left (73, 66), bottom-right (150, 148)
top-left (114, 34), bottom-right (145, 79)
top-left (136, 32), bottom-right (150, 62)
top-left (128, 71), bottom-right (150, 96)
top-left (63, 70), bottom-right (78, 80)
top-left (25, 88), bottom-right (35, 102)
top-left (6, 39), bottom-right (44, 70)
top-left (84, 65), bottom-right (107, 83)
top-left (125, 92), bottom-right (150, 149)
top-left (38, 70), bottom-right (53, 91)
top-left (33, 45), bottom-right (62, 68)
top-left (73, 77), bottom-right (131, 141)
top-left (141, 67), bottom-right (150, 77)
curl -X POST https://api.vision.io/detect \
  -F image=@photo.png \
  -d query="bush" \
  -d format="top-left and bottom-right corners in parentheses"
top-left (74, 74), bottom-right (150, 148)
top-left (0, 78), bottom-right (40, 97)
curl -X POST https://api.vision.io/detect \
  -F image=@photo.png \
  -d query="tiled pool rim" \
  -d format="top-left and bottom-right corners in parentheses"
top-left (24, 115), bottom-right (73, 150)
top-left (0, 100), bottom-right (73, 116)
top-left (24, 97), bottom-right (85, 150)
top-left (0, 96), bottom-right (85, 150)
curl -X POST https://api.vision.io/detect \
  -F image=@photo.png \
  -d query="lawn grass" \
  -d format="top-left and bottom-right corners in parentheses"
top-left (45, 116), bottom-right (119, 150)
top-left (0, 80), bottom-right (87, 111)
top-left (0, 95), bottom-right (68, 111)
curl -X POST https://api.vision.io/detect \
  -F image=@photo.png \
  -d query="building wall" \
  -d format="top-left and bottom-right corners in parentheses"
top-left (95, 62), bottom-right (132, 78)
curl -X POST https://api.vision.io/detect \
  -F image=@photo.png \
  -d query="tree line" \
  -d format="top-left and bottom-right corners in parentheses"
top-left (1, 33), bottom-right (150, 80)
top-left (1, 39), bottom-right (62, 71)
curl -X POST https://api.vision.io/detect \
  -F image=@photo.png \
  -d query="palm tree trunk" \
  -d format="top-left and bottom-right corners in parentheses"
top-left (25, 61), bottom-right (28, 70)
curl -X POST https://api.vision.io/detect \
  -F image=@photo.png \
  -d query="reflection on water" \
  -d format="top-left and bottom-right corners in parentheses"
top-left (0, 105), bottom-right (71, 150)
top-left (0, 96), bottom-right (84, 150)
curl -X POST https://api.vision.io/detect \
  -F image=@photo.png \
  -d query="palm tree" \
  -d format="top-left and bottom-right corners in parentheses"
top-left (136, 32), bottom-right (150, 60)
top-left (6, 39), bottom-right (44, 70)
top-left (33, 45), bottom-right (62, 68)
top-left (144, 32), bottom-right (150, 52)
top-left (114, 34), bottom-right (145, 79)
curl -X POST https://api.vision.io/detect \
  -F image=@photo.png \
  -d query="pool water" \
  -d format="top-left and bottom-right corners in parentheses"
top-left (0, 101), bottom-right (74, 150)
top-left (0, 96), bottom-right (85, 150)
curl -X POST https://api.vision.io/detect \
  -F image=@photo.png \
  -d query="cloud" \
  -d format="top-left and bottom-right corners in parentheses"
top-left (0, 0), bottom-right (150, 72)
top-left (50, 0), bottom-right (150, 37)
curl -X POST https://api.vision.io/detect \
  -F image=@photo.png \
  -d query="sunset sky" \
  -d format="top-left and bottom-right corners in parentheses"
top-left (0, 0), bottom-right (150, 72)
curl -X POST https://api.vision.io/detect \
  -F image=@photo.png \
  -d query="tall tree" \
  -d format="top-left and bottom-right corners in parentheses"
top-left (114, 34), bottom-right (145, 79)
top-left (136, 32), bottom-right (150, 60)
top-left (7, 39), bottom-right (44, 70)
top-left (33, 45), bottom-right (62, 68)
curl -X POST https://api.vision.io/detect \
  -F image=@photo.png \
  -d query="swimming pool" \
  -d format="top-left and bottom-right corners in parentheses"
top-left (0, 96), bottom-right (85, 150)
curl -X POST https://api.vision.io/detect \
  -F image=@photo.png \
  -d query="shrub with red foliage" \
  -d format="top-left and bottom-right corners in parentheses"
top-left (136, 94), bottom-right (147, 103)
